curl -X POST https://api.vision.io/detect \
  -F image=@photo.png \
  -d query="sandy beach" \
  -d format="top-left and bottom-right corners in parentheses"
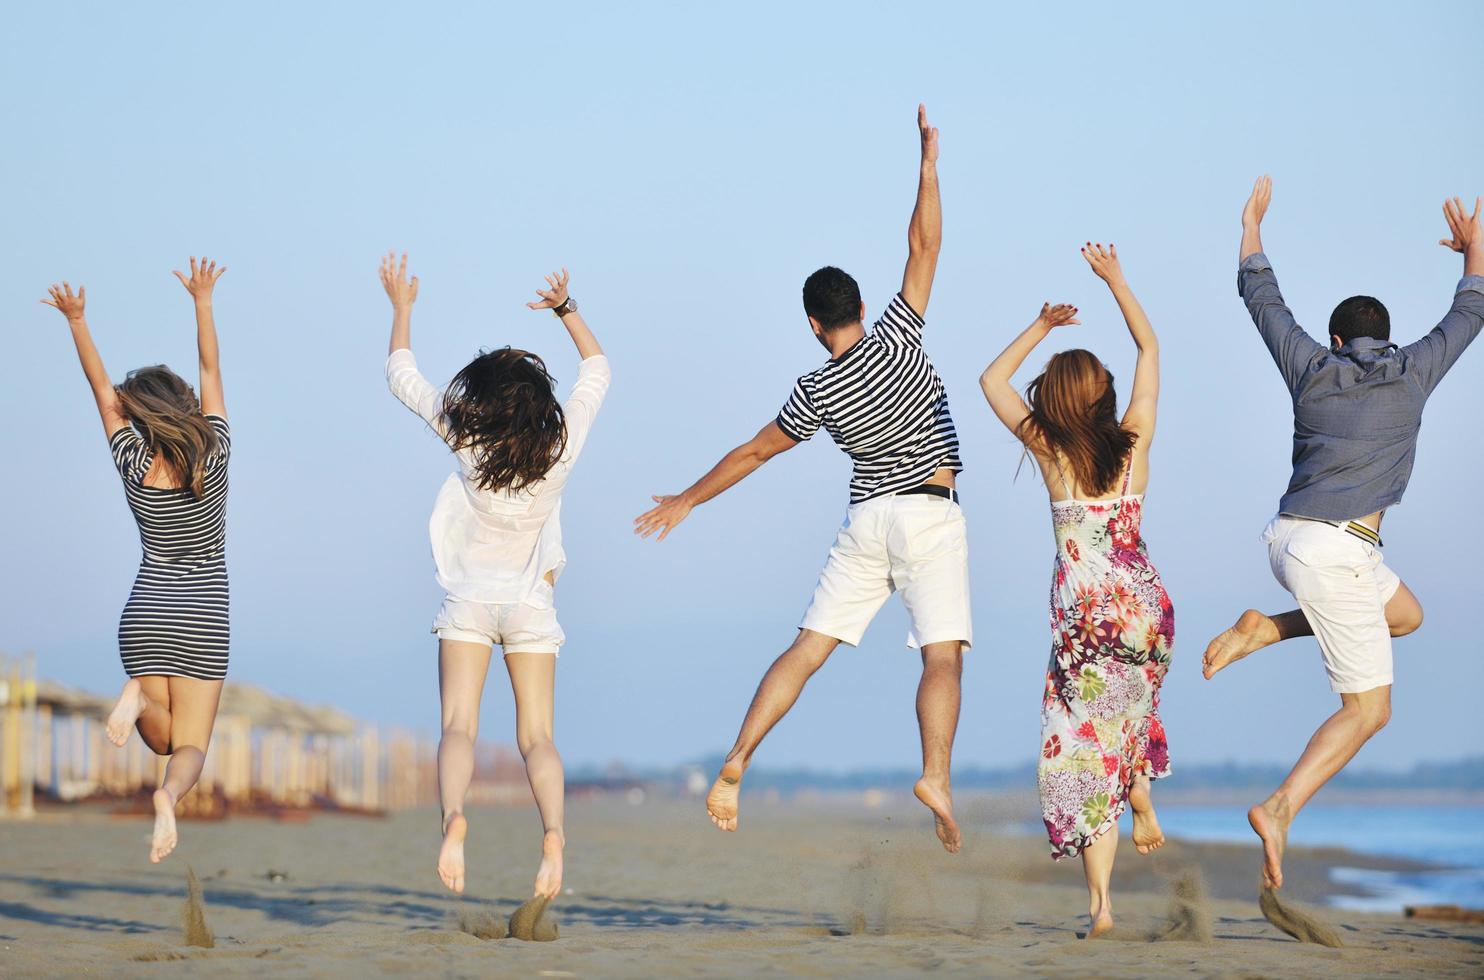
top-left (0, 793), bottom-right (1479, 977)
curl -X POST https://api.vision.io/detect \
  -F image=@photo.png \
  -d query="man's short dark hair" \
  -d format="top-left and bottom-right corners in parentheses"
top-left (1329, 295), bottom-right (1391, 346)
top-left (802, 266), bottom-right (862, 330)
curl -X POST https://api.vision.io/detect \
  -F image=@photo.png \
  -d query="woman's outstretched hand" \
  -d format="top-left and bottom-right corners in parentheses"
top-left (41, 282), bottom-right (87, 321)
top-left (1080, 242), bottom-right (1125, 286)
top-left (380, 251), bottom-right (419, 309)
top-left (173, 256), bottom-right (227, 302)
top-left (527, 268), bottom-right (571, 311)
top-left (1034, 302), bottom-right (1080, 330)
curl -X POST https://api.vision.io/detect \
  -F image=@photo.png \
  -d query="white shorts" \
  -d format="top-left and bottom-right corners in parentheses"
top-left (431, 585), bottom-right (564, 655)
top-left (800, 492), bottom-right (972, 650)
top-left (1264, 515), bottom-right (1401, 694)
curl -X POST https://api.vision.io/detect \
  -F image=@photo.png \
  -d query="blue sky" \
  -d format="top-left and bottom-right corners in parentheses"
top-left (3, 2), bottom-right (1481, 771)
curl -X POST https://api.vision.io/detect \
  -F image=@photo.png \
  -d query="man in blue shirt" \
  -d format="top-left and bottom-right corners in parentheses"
top-left (1201, 178), bottom-right (1484, 891)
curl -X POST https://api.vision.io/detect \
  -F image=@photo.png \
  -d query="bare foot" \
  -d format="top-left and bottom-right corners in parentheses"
top-left (913, 777), bottom-right (962, 854)
top-left (106, 679), bottom-right (148, 747)
top-left (1087, 903), bottom-right (1114, 939)
top-left (150, 788), bottom-right (178, 863)
top-left (1248, 795), bottom-right (1292, 889)
top-left (1203, 610), bottom-right (1278, 680)
top-left (438, 812), bottom-right (467, 894)
top-left (1128, 777), bottom-right (1165, 854)
top-left (534, 828), bottom-right (564, 899)
top-left (705, 758), bottom-right (744, 832)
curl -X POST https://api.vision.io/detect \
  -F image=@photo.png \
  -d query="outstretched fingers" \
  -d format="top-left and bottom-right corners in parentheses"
top-left (526, 268), bottom-right (570, 310)
top-left (41, 282), bottom-right (85, 316)
top-left (634, 495), bottom-right (681, 540)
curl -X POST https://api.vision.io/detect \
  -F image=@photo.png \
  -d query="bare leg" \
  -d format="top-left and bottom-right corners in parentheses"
top-left (1081, 827), bottom-right (1117, 938)
top-left (1250, 685), bottom-right (1391, 888)
top-left (504, 651), bottom-right (565, 900)
top-left (107, 676), bottom-right (173, 753)
top-left (706, 629), bottom-right (840, 832)
top-left (1204, 583), bottom-right (1422, 680)
top-left (912, 640), bottom-right (963, 854)
top-left (1127, 774), bottom-right (1164, 854)
top-left (436, 639), bottom-right (493, 894)
top-left (150, 677), bottom-right (223, 864)
top-left (1201, 610), bottom-right (1304, 679)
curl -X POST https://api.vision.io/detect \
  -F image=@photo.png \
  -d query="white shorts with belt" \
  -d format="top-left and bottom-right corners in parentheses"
top-left (1264, 514), bottom-right (1400, 694)
top-left (431, 581), bottom-right (565, 655)
top-left (800, 493), bottom-right (972, 650)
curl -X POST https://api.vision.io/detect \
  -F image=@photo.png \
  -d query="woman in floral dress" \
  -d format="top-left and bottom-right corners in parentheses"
top-left (980, 243), bottom-right (1173, 939)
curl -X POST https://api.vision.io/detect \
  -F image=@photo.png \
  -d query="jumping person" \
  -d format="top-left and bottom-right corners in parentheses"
top-left (381, 254), bottom-right (609, 900)
top-left (1202, 180), bottom-right (1484, 890)
top-left (980, 244), bottom-right (1173, 938)
top-left (43, 258), bottom-right (233, 864)
top-left (634, 105), bottom-right (971, 853)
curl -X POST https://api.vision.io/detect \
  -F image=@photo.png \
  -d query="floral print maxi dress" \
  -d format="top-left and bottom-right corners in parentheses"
top-left (1039, 464), bottom-right (1173, 860)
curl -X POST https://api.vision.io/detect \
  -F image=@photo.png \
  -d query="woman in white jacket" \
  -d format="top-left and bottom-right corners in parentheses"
top-left (381, 254), bottom-right (610, 900)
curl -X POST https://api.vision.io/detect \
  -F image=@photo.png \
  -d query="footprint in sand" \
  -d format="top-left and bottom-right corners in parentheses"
top-left (509, 895), bottom-right (560, 942)
top-left (457, 909), bottom-right (508, 941)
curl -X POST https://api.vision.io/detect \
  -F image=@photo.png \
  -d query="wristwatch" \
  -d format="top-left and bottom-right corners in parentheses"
top-left (552, 296), bottom-right (578, 318)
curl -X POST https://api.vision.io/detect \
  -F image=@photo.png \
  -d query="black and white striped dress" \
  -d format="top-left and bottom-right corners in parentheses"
top-left (109, 415), bottom-right (231, 681)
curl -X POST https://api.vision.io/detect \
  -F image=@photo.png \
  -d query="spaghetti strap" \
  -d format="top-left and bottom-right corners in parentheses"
top-left (1120, 453), bottom-right (1134, 495)
top-left (1052, 457), bottom-right (1074, 499)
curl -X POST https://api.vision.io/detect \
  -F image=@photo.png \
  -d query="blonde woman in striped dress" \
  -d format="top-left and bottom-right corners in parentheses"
top-left (42, 258), bottom-right (232, 864)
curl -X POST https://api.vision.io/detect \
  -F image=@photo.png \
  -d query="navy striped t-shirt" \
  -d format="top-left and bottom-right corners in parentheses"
top-left (777, 293), bottom-right (962, 503)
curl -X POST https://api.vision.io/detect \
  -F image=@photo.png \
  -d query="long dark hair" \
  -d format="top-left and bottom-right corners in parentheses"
top-left (441, 347), bottom-right (567, 493)
top-left (1015, 348), bottom-right (1136, 497)
top-left (115, 365), bottom-right (219, 499)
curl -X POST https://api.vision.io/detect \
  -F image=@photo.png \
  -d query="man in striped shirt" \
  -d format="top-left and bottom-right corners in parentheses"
top-left (635, 105), bottom-right (970, 853)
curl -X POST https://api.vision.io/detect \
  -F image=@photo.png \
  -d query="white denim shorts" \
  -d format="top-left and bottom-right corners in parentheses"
top-left (1264, 515), bottom-right (1401, 694)
top-left (800, 492), bottom-right (972, 650)
top-left (431, 582), bottom-right (564, 655)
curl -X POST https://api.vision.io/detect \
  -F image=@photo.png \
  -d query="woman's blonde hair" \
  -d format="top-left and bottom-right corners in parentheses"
top-left (115, 365), bottom-right (219, 498)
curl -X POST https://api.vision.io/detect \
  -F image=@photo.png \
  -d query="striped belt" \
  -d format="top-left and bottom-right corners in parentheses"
top-left (1300, 517), bottom-right (1383, 548)
top-left (1331, 520), bottom-right (1382, 548)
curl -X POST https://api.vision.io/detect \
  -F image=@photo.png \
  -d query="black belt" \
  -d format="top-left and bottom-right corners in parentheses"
top-left (897, 484), bottom-right (959, 504)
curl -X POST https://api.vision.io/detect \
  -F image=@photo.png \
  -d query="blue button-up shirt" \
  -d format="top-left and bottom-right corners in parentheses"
top-left (1239, 252), bottom-right (1484, 521)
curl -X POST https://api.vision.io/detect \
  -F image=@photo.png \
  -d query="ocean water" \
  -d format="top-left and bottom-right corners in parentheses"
top-left (1137, 803), bottom-right (1483, 911)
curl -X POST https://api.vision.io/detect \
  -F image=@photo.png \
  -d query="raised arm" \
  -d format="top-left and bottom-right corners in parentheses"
top-left (1240, 174), bottom-right (1271, 262)
top-left (381, 250), bottom-right (419, 355)
top-left (634, 421), bottom-right (797, 541)
top-left (1235, 176), bottom-right (1323, 391)
top-left (1082, 243), bottom-right (1158, 439)
top-left (172, 256), bottom-right (227, 418)
top-left (900, 103), bottom-right (941, 317)
top-left (526, 267), bottom-right (603, 360)
top-left (979, 303), bottom-right (1080, 438)
top-left (42, 282), bottom-right (127, 436)
top-left (379, 252), bottom-right (444, 429)
top-left (1407, 196), bottom-right (1484, 393)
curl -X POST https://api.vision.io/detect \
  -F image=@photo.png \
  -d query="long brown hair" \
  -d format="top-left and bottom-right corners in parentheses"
top-left (441, 347), bottom-right (568, 493)
top-left (1015, 348), bottom-right (1136, 497)
top-left (115, 365), bottom-right (219, 499)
